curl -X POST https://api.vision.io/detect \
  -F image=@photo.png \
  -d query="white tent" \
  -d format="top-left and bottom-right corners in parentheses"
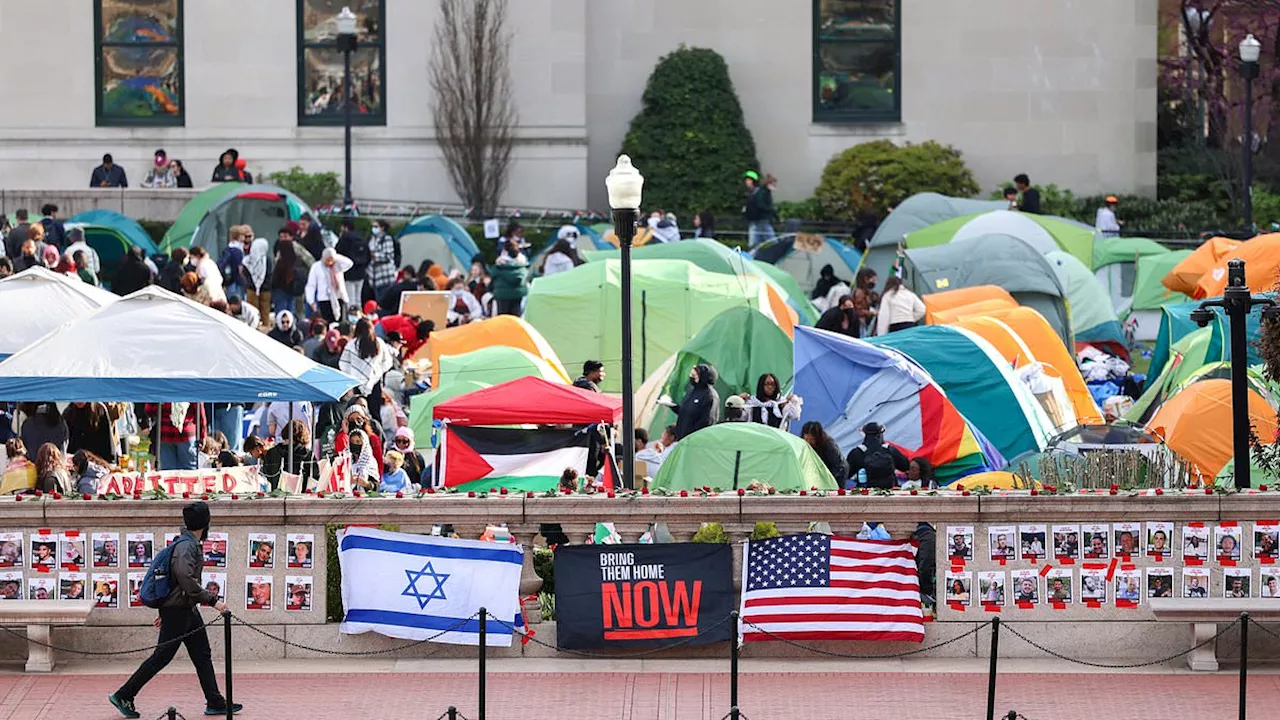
top-left (0, 267), bottom-right (118, 360)
top-left (0, 286), bottom-right (357, 402)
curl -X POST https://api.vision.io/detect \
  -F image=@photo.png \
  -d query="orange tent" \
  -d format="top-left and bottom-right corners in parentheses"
top-left (976, 307), bottom-right (1103, 424)
top-left (1162, 236), bottom-right (1241, 296)
top-left (763, 284), bottom-right (798, 339)
top-left (1193, 233), bottom-right (1280, 299)
top-left (949, 315), bottom-right (1037, 370)
top-left (922, 285), bottom-right (1017, 325)
top-left (930, 299), bottom-right (1021, 326)
top-left (1148, 378), bottom-right (1277, 478)
top-left (410, 315), bottom-right (571, 383)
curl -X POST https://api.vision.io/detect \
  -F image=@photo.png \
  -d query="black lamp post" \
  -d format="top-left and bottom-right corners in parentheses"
top-left (1240, 33), bottom-right (1261, 229)
top-left (606, 155), bottom-right (644, 490)
top-left (336, 6), bottom-right (358, 213)
top-left (1190, 259), bottom-right (1275, 488)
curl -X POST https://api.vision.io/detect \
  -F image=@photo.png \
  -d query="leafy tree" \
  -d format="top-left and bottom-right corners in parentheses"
top-left (619, 46), bottom-right (760, 216)
top-left (815, 140), bottom-right (979, 221)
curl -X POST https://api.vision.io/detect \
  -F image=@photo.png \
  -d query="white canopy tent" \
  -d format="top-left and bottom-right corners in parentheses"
top-left (0, 267), bottom-right (118, 360)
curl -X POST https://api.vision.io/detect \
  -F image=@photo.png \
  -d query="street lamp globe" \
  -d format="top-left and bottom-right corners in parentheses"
top-left (336, 6), bottom-right (358, 37)
top-left (1241, 33), bottom-right (1262, 64)
top-left (606, 155), bottom-right (644, 211)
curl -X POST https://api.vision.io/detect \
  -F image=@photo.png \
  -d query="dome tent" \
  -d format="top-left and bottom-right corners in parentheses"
top-left (751, 234), bottom-right (863, 302)
top-left (65, 209), bottom-right (160, 287)
top-left (0, 267), bottom-right (117, 360)
top-left (397, 214), bottom-right (483, 275)
top-left (862, 192), bottom-right (1006, 281)
top-left (651, 423), bottom-right (837, 492)
top-left (160, 183), bottom-right (245, 252)
top-left (793, 326), bottom-right (1003, 483)
top-left (1162, 236), bottom-right (1241, 297)
top-left (184, 185), bottom-right (316, 261)
top-left (1044, 250), bottom-right (1127, 359)
top-left (902, 234), bottom-right (1073, 350)
top-left (904, 209), bottom-right (1095, 269)
top-left (1193, 233), bottom-right (1280, 300)
top-left (1146, 293), bottom-right (1273, 388)
top-left (409, 315), bottom-right (570, 387)
top-left (1092, 236), bottom-right (1172, 315)
top-left (1147, 378), bottom-right (1277, 479)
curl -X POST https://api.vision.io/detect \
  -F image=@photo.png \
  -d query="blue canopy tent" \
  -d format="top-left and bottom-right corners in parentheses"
top-left (397, 214), bottom-right (483, 274)
top-left (0, 287), bottom-right (356, 402)
top-left (66, 209), bottom-right (161, 287)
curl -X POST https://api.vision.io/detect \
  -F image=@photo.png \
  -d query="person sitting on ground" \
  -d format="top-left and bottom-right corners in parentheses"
top-left (380, 450), bottom-right (411, 493)
top-left (445, 277), bottom-right (483, 326)
top-left (740, 373), bottom-right (802, 430)
top-left (801, 421), bottom-right (848, 486)
top-left (846, 422), bottom-right (909, 489)
top-left (574, 360), bottom-right (605, 393)
top-left (875, 275), bottom-right (926, 335)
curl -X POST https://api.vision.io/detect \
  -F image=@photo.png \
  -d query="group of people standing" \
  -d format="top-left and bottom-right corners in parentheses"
top-left (813, 266), bottom-right (926, 339)
top-left (0, 205), bottom-right (101, 285)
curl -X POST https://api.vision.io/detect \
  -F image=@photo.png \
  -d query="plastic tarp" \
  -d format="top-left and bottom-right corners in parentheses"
top-left (397, 215), bottom-right (483, 275)
top-left (871, 325), bottom-right (1057, 460)
top-left (410, 315), bottom-right (570, 386)
top-left (189, 184), bottom-right (314, 261)
top-left (524, 259), bottom-right (771, 393)
top-left (585, 238), bottom-right (803, 333)
top-left (863, 193), bottom-right (1006, 280)
top-left (905, 210), bottom-right (1095, 269)
top-left (1162, 236), bottom-right (1241, 296)
top-left (161, 183), bottom-right (245, 252)
top-left (903, 234), bottom-right (1073, 350)
top-left (435, 346), bottom-right (566, 391)
top-left (1147, 378), bottom-right (1277, 478)
top-left (794, 326), bottom-right (1002, 482)
top-left (1146, 294), bottom-right (1273, 386)
top-left (1044, 251), bottom-right (1127, 358)
top-left (1193, 233), bottom-right (1280, 300)
top-left (0, 268), bottom-right (118, 360)
top-left (650, 307), bottom-right (793, 435)
top-left (651, 422), bottom-right (837, 492)
top-left (0, 286), bottom-right (356, 401)
top-left (432, 375), bottom-right (622, 425)
top-left (65, 209), bottom-right (160, 284)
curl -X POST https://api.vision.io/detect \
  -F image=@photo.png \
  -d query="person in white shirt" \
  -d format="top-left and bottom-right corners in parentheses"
top-left (540, 225), bottom-right (582, 277)
top-left (226, 294), bottom-right (260, 329)
top-left (306, 247), bottom-right (353, 323)
top-left (1095, 195), bottom-right (1122, 237)
top-left (634, 425), bottom-right (674, 478)
top-left (64, 228), bottom-right (101, 275)
top-left (188, 246), bottom-right (222, 288)
top-left (445, 277), bottom-right (483, 325)
top-left (265, 401), bottom-right (313, 442)
top-left (875, 276), bottom-right (926, 335)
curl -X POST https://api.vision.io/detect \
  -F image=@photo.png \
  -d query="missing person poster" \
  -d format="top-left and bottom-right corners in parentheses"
top-left (28, 577), bottom-right (54, 600)
top-left (246, 575), bottom-right (273, 610)
top-left (554, 543), bottom-right (733, 650)
top-left (92, 574), bottom-right (119, 609)
top-left (248, 533), bottom-right (276, 570)
top-left (0, 532), bottom-right (22, 568)
top-left (286, 576), bottom-right (313, 611)
top-left (30, 532), bottom-right (57, 570)
top-left (61, 531), bottom-right (86, 570)
top-left (0, 571), bottom-right (22, 599)
top-left (287, 534), bottom-right (314, 569)
top-left (204, 573), bottom-right (227, 604)
top-left (93, 532), bottom-right (119, 568)
top-left (59, 571), bottom-right (87, 600)
top-left (128, 572), bottom-right (145, 607)
top-left (203, 532), bottom-right (228, 568)
top-left (126, 533), bottom-right (153, 569)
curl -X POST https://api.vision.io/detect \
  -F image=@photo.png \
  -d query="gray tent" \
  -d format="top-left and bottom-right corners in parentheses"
top-left (903, 233), bottom-right (1073, 349)
top-left (864, 193), bottom-right (1005, 281)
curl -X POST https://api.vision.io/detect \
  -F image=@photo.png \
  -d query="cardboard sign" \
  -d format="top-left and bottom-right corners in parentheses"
top-left (794, 233), bottom-right (825, 253)
top-left (399, 291), bottom-right (450, 332)
top-left (97, 466), bottom-right (266, 496)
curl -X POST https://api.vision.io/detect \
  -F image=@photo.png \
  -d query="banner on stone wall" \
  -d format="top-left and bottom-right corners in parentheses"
top-left (97, 466), bottom-right (267, 496)
top-left (554, 543), bottom-right (734, 650)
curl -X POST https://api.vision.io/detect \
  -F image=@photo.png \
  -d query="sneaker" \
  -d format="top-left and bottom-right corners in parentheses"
top-left (205, 703), bottom-right (243, 716)
top-left (108, 694), bottom-right (141, 719)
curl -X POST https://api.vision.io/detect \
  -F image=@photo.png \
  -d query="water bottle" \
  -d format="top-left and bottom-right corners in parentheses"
top-left (857, 469), bottom-right (868, 487)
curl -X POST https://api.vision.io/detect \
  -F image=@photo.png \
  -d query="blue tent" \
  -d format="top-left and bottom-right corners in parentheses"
top-left (1146, 293), bottom-right (1274, 389)
top-left (66, 209), bottom-right (160, 286)
top-left (397, 215), bottom-right (483, 273)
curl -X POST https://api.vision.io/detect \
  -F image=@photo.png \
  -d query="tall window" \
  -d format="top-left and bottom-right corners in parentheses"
top-left (298, 0), bottom-right (386, 126)
top-left (94, 0), bottom-right (184, 126)
top-left (813, 0), bottom-right (901, 123)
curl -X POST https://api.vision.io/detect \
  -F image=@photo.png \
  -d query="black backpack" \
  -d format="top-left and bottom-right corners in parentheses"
top-left (862, 443), bottom-right (896, 487)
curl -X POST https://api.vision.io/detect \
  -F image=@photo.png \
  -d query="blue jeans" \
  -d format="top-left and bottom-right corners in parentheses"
top-left (159, 438), bottom-right (197, 471)
top-left (747, 221), bottom-right (776, 248)
top-left (272, 291), bottom-right (295, 316)
top-left (212, 405), bottom-right (244, 452)
top-left (224, 282), bottom-right (244, 303)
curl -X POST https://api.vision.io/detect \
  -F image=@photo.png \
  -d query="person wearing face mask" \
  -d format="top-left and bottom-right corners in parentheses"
top-left (670, 364), bottom-right (719, 440)
top-left (347, 429), bottom-right (380, 491)
top-left (445, 277), bottom-right (483, 326)
top-left (815, 294), bottom-right (860, 337)
top-left (305, 247), bottom-right (353, 323)
top-left (366, 219), bottom-right (400, 298)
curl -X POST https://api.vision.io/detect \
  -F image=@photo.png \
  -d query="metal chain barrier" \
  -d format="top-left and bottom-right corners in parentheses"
top-left (740, 618), bottom-right (992, 660)
top-left (1001, 620), bottom-right (1236, 669)
top-left (0, 613), bottom-right (220, 656)
top-left (227, 611), bottom-right (477, 657)
top-left (486, 613), bottom-right (735, 658)
top-left (1249, 617), bottom-right (1280, 639)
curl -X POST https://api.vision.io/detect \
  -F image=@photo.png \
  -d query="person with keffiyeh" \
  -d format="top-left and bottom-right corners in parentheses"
top-left (739, 373), bottom-right (803, 431)
top-left (347, 429), bottom-right (379, 490)
top-left (305, 247), bottom-right (352, 323)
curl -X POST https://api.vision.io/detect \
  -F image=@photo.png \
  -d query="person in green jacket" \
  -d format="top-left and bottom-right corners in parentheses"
top-left (490, 229), bottom-right (529, 316)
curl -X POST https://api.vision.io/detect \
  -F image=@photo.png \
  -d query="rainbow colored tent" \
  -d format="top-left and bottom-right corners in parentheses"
top-left (793, 327), bottom-right (1003, 483)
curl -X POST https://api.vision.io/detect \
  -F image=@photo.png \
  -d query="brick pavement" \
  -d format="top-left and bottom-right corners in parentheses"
top-left (2, 668), bottom-right (1280, 720)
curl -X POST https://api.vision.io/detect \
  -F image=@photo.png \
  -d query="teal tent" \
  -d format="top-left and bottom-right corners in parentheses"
top-left (1146, 293), bottom-right (1274, 389)
top-left (1045, 251), bottom-right (1127, 359)
top-left (66, 209), bottom-right (160, 288)
top-left (397, 215), bottom-right (482, 274)
top-left (863, 193), bottom-right (1006, 281)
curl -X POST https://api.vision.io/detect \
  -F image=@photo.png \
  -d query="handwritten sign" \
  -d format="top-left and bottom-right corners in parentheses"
top-left (98, 467), bottom-right (266, 496)
top-left (794, 233), bottom-right (824, 254)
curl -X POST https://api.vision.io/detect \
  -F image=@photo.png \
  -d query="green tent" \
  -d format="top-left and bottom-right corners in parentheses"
top-left (1146, 293), bottom-right (1273, 387)
top-left (435, 346), bottom-right (565, 392)
top-left (651, 422), bottom-right (837, 492)
top-left (586, 238), bottom-right (816, 325)
top-left (1091, 237), bottom-right (1170, 271)
top-left (1044, 251), bottom-right (1126, 355)
top-left (649, 307), bottom-right (794, 435)
top-left (872, 325), bottom-right (1056, 460)
top-left (753, 260), bottom-right (819, 325)
top-left (905, 209), bottom-right (1095, 269)
top-left (524, 259), bottom-right (771, 393)
top-left (1125, 327), bottom-right (1218, 423)
top-left (407, 380), bottom-right (490, 452)
top-left (160, 183), bottom-right (245, 252)
top-left (1131, 250), bottom-right (1193, 311)
top-left (903, 234), bottom-right (1074, 350)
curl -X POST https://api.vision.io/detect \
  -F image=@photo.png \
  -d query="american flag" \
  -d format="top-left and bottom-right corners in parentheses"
top-left (739, 534), bottom-right (925, 643)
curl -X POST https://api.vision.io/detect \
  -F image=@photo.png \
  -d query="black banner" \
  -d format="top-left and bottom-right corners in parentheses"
top-left (554, 543), bottom-right (734, 649)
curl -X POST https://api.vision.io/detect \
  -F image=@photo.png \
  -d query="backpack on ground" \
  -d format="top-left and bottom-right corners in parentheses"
top-left (139, 535), bottom-right (193, 609)
top-left (862, 443), bottom-right (896, 487)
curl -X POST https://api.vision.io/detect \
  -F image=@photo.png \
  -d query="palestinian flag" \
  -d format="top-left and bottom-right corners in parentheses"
top-left (441, 426), bottom-right (594, 493)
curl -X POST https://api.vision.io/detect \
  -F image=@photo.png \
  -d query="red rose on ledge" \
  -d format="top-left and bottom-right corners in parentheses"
top-left (737, 488), bottom-right (745, 496)
top-left (33, 489), bottom-right (42, 497)
top-left (231, 493), bottom-right (240, 500)
top-left (607, 491), bottom-right (616, 499)
top-left (182, 492), bottom-right (191, 499)
top-left (1205, 487), bottom-right (1213, 495)
top-left (467, 491), bottom-right (476, 498)
top-left (426, 487), bottom-right (436, 494)
top-left (1110, 483), bottom-right (1119, 492)
top-left (82, 493), bottom-right (92, 501)
top-left (200, 494), bottom-right (209, 500)
top-left (316, 491), bottom-right (326, 498)
top-left (1109, 488), bottom-right (1117, 496)
top-left (526, 491), bottom-right (534, 498)
top-left (837, 488), bottom-right (846, 496)
top-left (679, 490), bottom-right (689, 497)
top-left (860, 488), bottom-right (869, 495)
top-left (499, 487), bottom-right (509, 495)
top-left (799, 490), bottom-right (807, 496)
top-left (962, 490), bottom-right (971, 497)
top-left (395, 491), bottom-right (404, 499)
top-left (641, 487), bottom-right (649, 495)
top-left (909, 489), bottom-right (918, 496)
top-left (1155, 487), bottom-right (1164, 495)
top-left (1030, 488), bottom-right (1038, 496)
top-left (1262, 485), bottom-right (1270, 492)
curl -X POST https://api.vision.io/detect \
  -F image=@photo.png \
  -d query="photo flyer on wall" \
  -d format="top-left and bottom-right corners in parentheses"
top-left (1225, 568), bottom-right (1252, 598)
top-left (245, 574), bottom-right (273, 610)
top-left (203, 532), bottom-right (228, 568)
top-left (28, 576), bottom-right (54, 600)
top-left (1080, 567), bottom-right (1108, 606)
top-left (1011, 569), bottom-right (1039, 607)
top-left (1145, 522), bottom-right (1173, 560)
top-left (1215, 524), bottom-right (1243, 565)
top-left (0, 571), bottom-right (22, 599)
top-left (1254, 521), bottom-right (1278, 563)
top-left (1019, 525), bottom-right (1046, 562)
top-left (126, 533), bottom-right (154, 569)
top-left (60, 531), bottom-right (86, 570)
top-left (1183, 523), bottom-right (1209, 564)
top-left (1051, 525), bottom-right (1079, 563)
top-left (92, 574), bottom-right (119, 609)
top-left (287, 534), bottom-right (314, 569)
top-left (978, 570), bottom-right (1005, 609)
top-left (1045, 568), bottom-right (1073, 606)
top-left (128, 572), bottom-right (146, 607)
top-left (1112, 522), bottom-right (1141, 559)
top-left (286, 575), bottom-right (312, 611)
top-left (946, 526), bottom-right (973, 563)
top-left (30, 532), bottom-right (57, 571)
top-left (988, 525), bottom-right (1016, 562)
top-left (0, 532), bottom-right (22, 568)
top-left (1146, 567), bottom-right (1174, 599)
top-left (204, 572), bottom-right (227, 604)
top-left (1114, 567), bottom-right (1141, 607)
top-left (1262, 567), bottom-right (1280, 597)
top-left (248, 533), bottom-right (276, 570)
top-left (1183, 567), bottom-right (1210, 597)
top-left (1082, 524), bottom-right (1110, 559)
top-left (59, 571), bottom-right (87, 600)
top-left (92, 532), bottom-right (119, 568)
top-left (163, 532), bottom-right (179, 547)
top-left (944, 569), bottom-right (971, 608)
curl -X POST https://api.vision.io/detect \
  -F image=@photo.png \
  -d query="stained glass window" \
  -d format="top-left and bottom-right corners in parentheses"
top-left (814, 0), bottom-right (901, 123)
top-left (94, 0), bottom-right (184, 126)
top-left (298, 0), bottom-right (386, 126)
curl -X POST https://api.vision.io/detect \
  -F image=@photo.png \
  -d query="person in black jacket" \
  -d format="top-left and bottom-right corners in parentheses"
top-left (811, 264), bottom-right (845, 301)
top-left (1014, 174), bottom-right (1041, 214)
top-left (113, 246), bottom-right (154, 296)
top-left (110, 501), bottom-right (240, 719)
top-left (815, 295), bottom-right (859, 337)
top-left (63, 402), bottom-right (117, 464)
top-left (260, 420), bottom-right (316, 490)
top-left (672, 363), bottom-right (719, 440)
top-left (846, 422), bottom-right (909, 489)
top-left (297, 213), bottom-right (326, 262)
top-left (158, 248), bottom-right (190, 294)
top-left (801, 421), bottom-right (848, 486)
top-left (743, 170), bottom-right (775, 247)
top-left (334, 219), bottom-right (371, 303)
top-left (211, 149), bottom-right (240, 183)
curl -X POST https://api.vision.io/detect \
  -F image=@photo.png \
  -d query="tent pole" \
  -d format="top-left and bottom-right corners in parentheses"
top-left (154, 404), bottom-right (162, 471)
top-left (288, 402), bottom-right (295, 476)
top-left (641, 290), bottom-right (647, 380)
top-left (732, 450), bottom-right (742, 490)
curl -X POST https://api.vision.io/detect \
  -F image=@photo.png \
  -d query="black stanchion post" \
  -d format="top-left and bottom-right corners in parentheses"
top-left (1240, 612), bottom-right (1249, 720)
top-left (730, 610), bottom-right (740, 720)
top-left (224, 610), bottom-right (234, 720)
top-left (167, 708), bottom-right (177, 720)
top-left (986, 618), bottom-right (1000, 720)
top-left (447, 706), bottom-right (458, 720)
top-left (478, 607), bottom-right (487, 720)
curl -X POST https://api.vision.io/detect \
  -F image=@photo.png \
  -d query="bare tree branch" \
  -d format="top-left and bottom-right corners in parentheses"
top-left (428, 0), bottom-right (517, 219)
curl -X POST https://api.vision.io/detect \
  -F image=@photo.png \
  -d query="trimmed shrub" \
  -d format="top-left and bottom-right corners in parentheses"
top-left (815, 140), bottom-right (979, 221)
top-left (265, 166), bottom-right (342, 208)
top-left (619, 46), bottom-right (760, 217)
top-left (691, 522), bottom-right (730, 544)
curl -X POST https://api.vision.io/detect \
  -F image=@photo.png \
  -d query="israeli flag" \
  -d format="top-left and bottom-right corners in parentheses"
top-left (338, 527), bottom-right (523, 646)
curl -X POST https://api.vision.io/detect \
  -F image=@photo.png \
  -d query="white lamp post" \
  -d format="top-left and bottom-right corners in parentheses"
top-left (606, 155), bottom-right (644, 490)
top-left (1241, 33), bottom-right (1261, 228)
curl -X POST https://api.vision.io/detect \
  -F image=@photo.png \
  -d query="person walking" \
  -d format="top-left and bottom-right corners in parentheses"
top-left (875, 276), bottom-right (926, 335)
top-left (108, 501), bottom-right (241, 719)
top-left (743, 171), bottom-right (775, 247)
top-left (366, 219), bottom-right (399, 298)
top-left (4, 208), bottom-right (30, 259)
top-left (270, 235), bottom-right (305, 316)
top-left (305, 247), bottom-right (353, 323)
top-left (334, 220), bottom-right (371, 303)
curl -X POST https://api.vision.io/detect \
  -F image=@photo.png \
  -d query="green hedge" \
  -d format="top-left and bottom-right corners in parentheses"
top-left (815, 140), bottom-right (980, 221)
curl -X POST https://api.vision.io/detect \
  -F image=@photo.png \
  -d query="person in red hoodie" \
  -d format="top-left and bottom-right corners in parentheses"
top-left (377, 314), bottom-right (434, 358)
top-left (143, 403), bottom-right (205, 471)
